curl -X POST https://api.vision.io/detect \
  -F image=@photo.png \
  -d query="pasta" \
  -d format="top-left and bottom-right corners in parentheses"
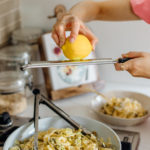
top-left (9, 128), bottom-right (114, 150)
top-left (100, 97), bottom-right (147, 119)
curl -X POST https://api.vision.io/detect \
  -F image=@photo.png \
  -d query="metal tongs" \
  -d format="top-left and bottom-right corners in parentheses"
top-left (28, 58), bottom-right (131, 150)
top-left (21, 58), bottom-right (131, 70)
top-left (32, 89), bottom-right (93, 150)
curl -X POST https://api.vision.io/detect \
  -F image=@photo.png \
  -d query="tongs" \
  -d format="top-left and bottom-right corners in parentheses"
top-left (21, 58), bottom-right (130, 70)
top-left (33, 89), bottom-right (116, 150)
top-left (29, 57), bottom-right (130, 150)
top-left (32, 89), bottom-right (92, 150)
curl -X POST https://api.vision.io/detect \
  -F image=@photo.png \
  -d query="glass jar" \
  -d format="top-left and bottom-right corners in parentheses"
top-left (0, 44), bottom-right (33, 88)
top-left (11, 27), bottom-right (45, 86)
top-left (11, 27), bottom-right (43, 45)
top-left (0, 71), bottom-right (27, 115)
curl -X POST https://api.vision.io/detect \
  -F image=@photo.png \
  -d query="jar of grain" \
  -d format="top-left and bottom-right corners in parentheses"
top-left (0, 71), bottom-right (27, 115)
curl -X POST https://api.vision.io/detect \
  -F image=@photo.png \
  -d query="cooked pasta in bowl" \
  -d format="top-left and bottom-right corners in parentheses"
top-left (4, 116), bottom-right (121, 150)
top-left (9, 128), bottom-right (114, 150)
top-left (91, 91), bottom-right (150, 126)
top-left (100, 97), bottom-right (147, 119)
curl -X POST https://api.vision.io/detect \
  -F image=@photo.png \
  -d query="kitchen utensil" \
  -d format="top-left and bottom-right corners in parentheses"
top-left (114, 129), bottom-right (140, 150)
top-left (21, 58), bottom-right (131, 70)
top-left (32, 89), bottom-right (93, 150)
top-left (87, 81), bottom-right (110, 101)
top-left (32, 89), bottom-right (118, 149)
top-left (32, 89), bottom-right (92, 136)
top-left (88, 88), bottom-right (110, 101)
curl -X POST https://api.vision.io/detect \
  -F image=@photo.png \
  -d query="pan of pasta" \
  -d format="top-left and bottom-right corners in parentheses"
top-left (4, 116), bottom-right (121, 150)
top-left (91, 90), bottom-right (150, 126)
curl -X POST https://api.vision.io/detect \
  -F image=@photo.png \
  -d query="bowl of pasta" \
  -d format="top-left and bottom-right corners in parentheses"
top-left (91, 90), bottom-right (150, 126)
top-left (4, 116), bottom-right (121, 150)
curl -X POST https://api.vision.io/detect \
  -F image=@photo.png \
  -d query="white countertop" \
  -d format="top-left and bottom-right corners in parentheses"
top-left (20, 81), bottom-right (150, 150)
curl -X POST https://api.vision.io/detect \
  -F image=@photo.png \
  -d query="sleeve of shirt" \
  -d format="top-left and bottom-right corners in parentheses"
top-left (130, 0), bottom-right (150, 24)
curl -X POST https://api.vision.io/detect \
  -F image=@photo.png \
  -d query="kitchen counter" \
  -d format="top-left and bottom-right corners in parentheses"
top-left (20, 81), bottom-right (150, 150)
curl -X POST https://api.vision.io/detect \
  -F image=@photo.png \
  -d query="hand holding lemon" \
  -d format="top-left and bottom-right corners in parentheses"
top-left (61, 34), bottom-right (93, 60)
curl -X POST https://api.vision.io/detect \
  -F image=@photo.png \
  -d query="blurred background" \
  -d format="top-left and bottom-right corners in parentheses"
top-left (0, 0), bottom-right (150, 91)
top-left (0, 1), bottom-right (150, 149)
top-left (20, 0), bottom-right (150, 85)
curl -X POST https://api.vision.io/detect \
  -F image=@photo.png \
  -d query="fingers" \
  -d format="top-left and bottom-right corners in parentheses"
top-left (52, 24), bottom-right (66, 47)
top-left (115, 57), bottom-right (137, 71)
top-left (59, 25), bottom-right (66, 47)
top-left (122, 51), bottom-right (145, 58)
top-left (79, 25), bottom-right (98, 50)
top-left (51, 30), bottom-right (59, 45)
top-left (115, 58), bottom-right (141, 77)
top-left (52, 14), bottom-right (78, 46)
top-left (55, 23), bottom-right (66, 47)
top-left (115, 63), bottom-right (127, 71)
top-left (69, 21), bottom-right (80, 43)
top-left (52, 14), bottom-right (98, 49)
top-left (115, 51), bottom-right (146, 71)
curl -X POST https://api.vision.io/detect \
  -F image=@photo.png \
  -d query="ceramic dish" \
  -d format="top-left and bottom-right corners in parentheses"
top-left (91, 90), bottom-right (150, 126)
top-left (4, 116), bottom-right (121, 150)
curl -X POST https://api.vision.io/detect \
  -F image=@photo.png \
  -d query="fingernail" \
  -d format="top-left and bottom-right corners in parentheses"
top-left (91, 42), bottom-right (95, 50)
top-left (120, 64), bottom-right (126, 71)
top-left (92, 45), bottom-right (95, 50)
top-left (70, 37), bottom-right (75, 43)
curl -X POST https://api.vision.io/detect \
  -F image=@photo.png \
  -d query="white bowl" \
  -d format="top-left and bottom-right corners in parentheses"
top-left (91, 90), bottom-right (150, 126)
top-left (4, 116), bottom-right (121, 150)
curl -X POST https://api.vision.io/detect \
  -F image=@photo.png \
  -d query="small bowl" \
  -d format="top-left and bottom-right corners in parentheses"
top-left (91, 90), bottom-right (150, 126)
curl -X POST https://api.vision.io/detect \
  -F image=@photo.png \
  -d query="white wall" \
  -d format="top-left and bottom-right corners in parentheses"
top-left (20, 0), bottom-right (150, 85)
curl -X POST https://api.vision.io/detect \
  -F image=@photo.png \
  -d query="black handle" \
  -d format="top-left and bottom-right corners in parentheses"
top-left (118, 58), bottom-right (131, 63)
top-left (121, 141), bottom-right (132, 150)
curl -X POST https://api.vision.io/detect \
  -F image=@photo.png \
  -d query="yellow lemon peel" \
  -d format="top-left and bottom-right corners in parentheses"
top-left (61, 34), bottom-right (92, 60)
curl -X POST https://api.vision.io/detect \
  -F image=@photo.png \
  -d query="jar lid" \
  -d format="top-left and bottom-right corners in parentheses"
top-left (12, 27), bottom-right (43, 44)
top-left (0, 44), bottom-right (31, 62)
top-left (0, 71), bottom-right (25, 94)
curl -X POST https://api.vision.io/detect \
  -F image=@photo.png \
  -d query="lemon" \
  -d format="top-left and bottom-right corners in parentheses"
top-left (61, 34), bottom-right (92, 60)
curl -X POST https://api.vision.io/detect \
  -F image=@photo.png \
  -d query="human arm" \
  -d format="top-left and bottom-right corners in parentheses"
top-left (71, 0), bottom-right (139, 22)
top-left (52, 0), bottom-right (139, 47)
